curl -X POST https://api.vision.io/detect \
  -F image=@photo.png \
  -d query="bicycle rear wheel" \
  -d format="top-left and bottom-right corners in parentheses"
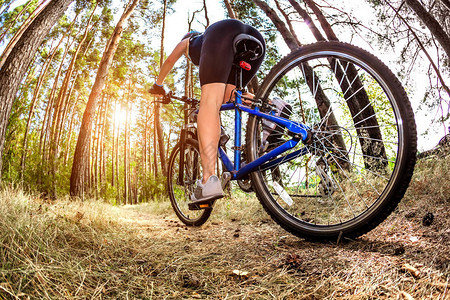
top-left (246, 42), bottom-right (417, 241)
top-left (167, 138), bottom-right (212, 226)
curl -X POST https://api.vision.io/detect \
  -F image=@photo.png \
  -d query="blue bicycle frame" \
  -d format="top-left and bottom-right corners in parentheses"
top-left (218, 90), bottom-right (310, 180)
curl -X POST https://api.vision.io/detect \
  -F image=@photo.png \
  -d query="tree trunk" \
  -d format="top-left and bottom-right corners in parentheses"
top-left (127, 101), bottom-right (132, 203)
top-left (116, 110), bottom-right (121, 204)
top-left (406, 0), bottom-right (450, 60)
top-left (99, 93), bottom-right (109, 195)
top-left (0, 0), bottom-right (48, 68)
top-left (0, 1), bottom-right (15, 17)
top-left (153, 111), bottom-right (158, 176)
top-left (36, 17), bottom-right (76, 165)
top-left (41, 35), bottom-right (74, 164)
top-left (304, 0), bottom-right (387, 168)
top-left (50, 3), bottom-right (97, 169)
top-left (202, 0), bottom-right (210, 27)
top-left (112, 100), bottom-right (117, 187)
top-left (385, 1), bottom-right (450, 98)
top-left (287, 0), bottom-right (324, 42)
top-left (70, 0), bottom-right (140, 197)
top-left (441, 0), bottom-right (450, 10)
top-left (155, 0), bottom-right (167, 176)
top-left (123, 101), bottom-right (129, 205)
top-left (21, 43), bottom-right (56, 178)
top-left (63, 104), bottom-right (75, 164)
top-left (93, 93), bottom-right (105, 199)
top-left (0, 0), bottom-right (34, 44)
top-left (255, 0), bottom-right (353, 169)
top-left (302, 0), bottom-right (338, 41)
top-left (275, 0), bottom-right (302, 45)
top-left (0, 0), bottom-right (74, 178)
top-left (223, 0), bottom-right (237, 19)
top-left (143, 106), bottom-right (148, 186)
top-left (253, 0), bottom-right (299, 50)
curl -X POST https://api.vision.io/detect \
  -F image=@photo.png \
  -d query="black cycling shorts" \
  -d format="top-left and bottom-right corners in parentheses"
top-left (189, 19), bottom-right (266, 87)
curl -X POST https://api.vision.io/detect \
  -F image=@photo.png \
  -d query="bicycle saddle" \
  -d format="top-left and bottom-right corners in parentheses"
top-left (233, 33), bottom-right (264, 61)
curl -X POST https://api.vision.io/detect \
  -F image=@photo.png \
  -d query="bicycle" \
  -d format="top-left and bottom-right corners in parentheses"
top-left (165, 40), bottom-right (417, 241)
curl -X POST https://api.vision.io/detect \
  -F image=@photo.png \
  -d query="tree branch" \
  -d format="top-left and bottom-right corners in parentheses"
top-left (385, 0), bottom-right (450, 99)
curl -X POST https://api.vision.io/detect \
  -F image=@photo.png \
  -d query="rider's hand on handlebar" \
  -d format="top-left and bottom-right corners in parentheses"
top-left (149, 83), bottom-right (167, 96)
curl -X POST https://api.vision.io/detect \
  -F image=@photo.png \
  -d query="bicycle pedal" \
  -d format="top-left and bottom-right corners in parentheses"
top-left (221, 172), bottom-right (232, 189)
top-left (188, 202), bottom-right (213, 210)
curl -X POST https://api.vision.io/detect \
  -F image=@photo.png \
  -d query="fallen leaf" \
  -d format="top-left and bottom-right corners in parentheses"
top-left (399, 291), bottom-right (415, 300)
top-left (409, 236), bottom-right (419, 243)
top-left (232, 269), bottom-right (249, 277)
top-left (402, 263), bottom-right (420, 278)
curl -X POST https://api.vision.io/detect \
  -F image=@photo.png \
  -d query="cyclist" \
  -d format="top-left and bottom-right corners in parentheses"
top-left (150, 19), bottom-right (266, 204)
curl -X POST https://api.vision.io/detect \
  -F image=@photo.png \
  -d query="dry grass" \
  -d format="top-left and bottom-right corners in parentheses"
top-left (0, 158), bottom-right (449, 299)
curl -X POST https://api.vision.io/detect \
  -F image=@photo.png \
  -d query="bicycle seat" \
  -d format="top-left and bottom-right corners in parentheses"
top-left (233, 33), bottom-right (264, 62)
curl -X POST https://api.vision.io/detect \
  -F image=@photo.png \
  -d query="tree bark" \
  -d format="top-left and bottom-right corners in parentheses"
top-left (255, 0), bottom-right (354, 169)
top-left (63, 101), bottom-right (75, 164)
top-left (143, 106), bottom-right (148, 192)
top-left (441, 0), bottom-right (450, 10)
top-left (70, 0), bottom-right (140, 197)
top-left (297, 0), bottom-right (387, 168)
top-left (253, 0), bottom-right (299, 50)
top-left (0, 0), bottom-right (74, 177)
top-left (99, 93), bottom-right (109, 195)
top-left (21, 41), bottom-right (58, 179)
top-left (406, 0), bottom-right (450, 60)
top-left (153, 111), bottom-right (158, 176)
top-left (275, 0), bottom-right (302, 45)
top-left (0, 0), bottom-right (34, 44)
top-left (0, 1), bottom-right (15, 17)
top-left (223, 0), bottom-right (237, 19)
top-left (112, 100), bottom-right (117, 187)
top-left (385, 1), bottom-right (450, 98)
top-left (202, 0), bottom-right (210, 27)
top-left (116, 105), bottom-right (121, 204)
top-left (287, 0), bottom-right (325, 42)
top-left (303, 0), bottom-right (338, 41)
top-left (50, 3), bottom-right (97, 167)
top-left (0, 0), bottom-right (48, 68)
top-left (41, 35), bottom-right (74, 164)
top-left (36, 16), bottom-right (77, 165)
top-left (123, 101), bottom-right (128, 204)
top-left (155, 0), bottom-right (167, 176)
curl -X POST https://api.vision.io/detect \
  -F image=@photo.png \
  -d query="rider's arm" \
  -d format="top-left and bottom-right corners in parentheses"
top-left (156, 38), bottom-right (189, 85)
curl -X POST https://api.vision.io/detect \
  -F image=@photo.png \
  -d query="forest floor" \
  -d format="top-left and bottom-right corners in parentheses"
top-left (0, 158), bottom-right (449, 299)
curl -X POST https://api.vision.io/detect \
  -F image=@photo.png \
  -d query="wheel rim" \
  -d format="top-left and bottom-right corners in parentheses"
top-left (251, 49), bottom-right (405, 230)
top-left (169, 143), bottom-right (205, 222)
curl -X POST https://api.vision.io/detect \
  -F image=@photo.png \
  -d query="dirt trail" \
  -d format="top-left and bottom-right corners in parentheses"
top-left (117, 204), bottom-right (449, 299)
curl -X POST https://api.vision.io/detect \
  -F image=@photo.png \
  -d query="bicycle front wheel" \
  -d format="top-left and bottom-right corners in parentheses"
top-left (167, 138), bottom-right (212, 226)
top-left (246, 42), bottom-right (417, 241)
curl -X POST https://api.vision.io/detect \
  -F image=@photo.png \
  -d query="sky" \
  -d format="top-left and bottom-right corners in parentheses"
top-left (162, 0), bottom-right (446, 150)
top-left (2, 0), bottom-right (447, 150)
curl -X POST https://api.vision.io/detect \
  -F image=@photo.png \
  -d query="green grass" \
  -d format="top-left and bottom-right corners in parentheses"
top-left (0, 157), bottom-right (448, 299)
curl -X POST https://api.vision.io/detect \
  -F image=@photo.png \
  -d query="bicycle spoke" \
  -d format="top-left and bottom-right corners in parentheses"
top-left (247, 43), bottom-right (415, 239)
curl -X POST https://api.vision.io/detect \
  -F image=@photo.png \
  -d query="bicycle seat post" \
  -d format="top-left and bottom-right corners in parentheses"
top-left (233, 65), bottom-right (244, 173)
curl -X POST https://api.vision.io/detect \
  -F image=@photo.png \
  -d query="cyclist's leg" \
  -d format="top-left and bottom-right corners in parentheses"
top-left (197, 20), bottom-right (264, 183)
top-left (197, 21), bottom-right (239, 184)
top-left (197, 82), bottom-right (227, 184)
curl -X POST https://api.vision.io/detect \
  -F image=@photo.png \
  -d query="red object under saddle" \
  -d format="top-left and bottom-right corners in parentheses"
top-left (240, 61), bottom-right (251, 71)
